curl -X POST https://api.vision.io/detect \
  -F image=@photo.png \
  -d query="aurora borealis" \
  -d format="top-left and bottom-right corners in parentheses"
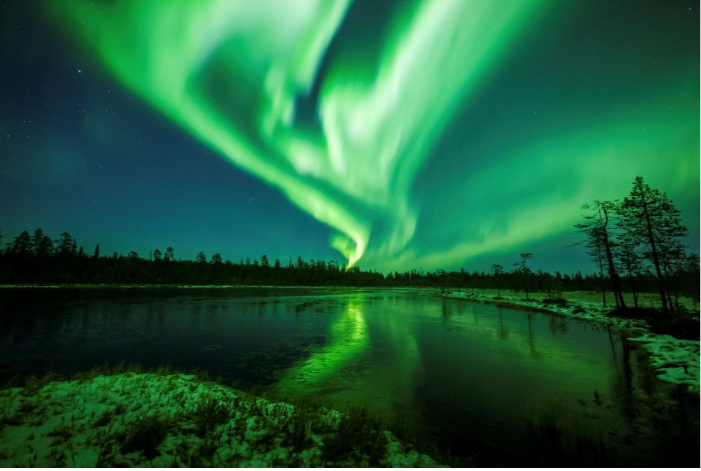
top-left (1, 0), bottom-right (698, 272)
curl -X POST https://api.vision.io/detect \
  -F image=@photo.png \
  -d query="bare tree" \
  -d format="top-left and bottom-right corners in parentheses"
top-left (513, 253), bottom-right (533, 300)
top-left (576, 201), bottom-right (626, 310)
top-left (491, 264), bottom-right (504, 298)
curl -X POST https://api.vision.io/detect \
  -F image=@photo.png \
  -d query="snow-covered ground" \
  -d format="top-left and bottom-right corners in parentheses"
top-left (627, 334), bottom-right (700, 392)
top-left (0, 374), bottom-right (442, 467)
top-left (442, 289), bottom-right (700, 393)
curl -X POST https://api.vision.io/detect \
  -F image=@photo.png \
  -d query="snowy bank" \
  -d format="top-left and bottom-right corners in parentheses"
top-left (443, 290), bottom-right (699, 393)
top-left (0, 374), bottom-right (443, 467)
top-left (442, 290), bottom-right (650, 329)
top-left (628, 334), bottom-right (700, 393)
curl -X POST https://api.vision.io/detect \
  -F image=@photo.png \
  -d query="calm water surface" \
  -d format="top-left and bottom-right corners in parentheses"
top-left (0, 288), bottom-right (698, 466)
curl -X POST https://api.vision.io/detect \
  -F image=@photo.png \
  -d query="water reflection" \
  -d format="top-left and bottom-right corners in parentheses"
top-left (0, 288), bottom-right (697, 466)
top-left (273, 293), bottom-right (426, 422)
top-left (274, 296), bottom-right (369, 393)
top-left (269, 293), bottom-right (698, 465)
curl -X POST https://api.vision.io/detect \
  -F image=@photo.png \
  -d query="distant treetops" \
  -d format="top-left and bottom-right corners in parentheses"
top-left (0, 177), bottom-right (697, 302)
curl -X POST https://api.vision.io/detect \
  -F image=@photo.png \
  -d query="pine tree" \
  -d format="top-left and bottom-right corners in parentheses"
top-left (210, 253), bottom-right (222, 264)
top-left (31, 229), bottom-right (44, 255)
top-left (39, 236), bottom-right (53, 257)
top-left (196, 252), bottom-right (207, 264)
top-left (32, 229), bottom-right (53, 257)
top-left (618, 177), bottom-right (688, 314)
top-left (491, 264), bottom-right (504, 298)
top-left (57, 232), bottom-right (73, 255)
top-left (575, 201), bottom-right (626, 310)
top-left (513, 253), bottom-right (533, 300)
top-left (11, 231), bottom-right (31, 254)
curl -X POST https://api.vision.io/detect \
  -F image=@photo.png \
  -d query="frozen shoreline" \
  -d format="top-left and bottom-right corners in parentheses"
top-left (442, 290), bottom-right (700, 393)
top-left (0, 374), bottom-right (442, 467)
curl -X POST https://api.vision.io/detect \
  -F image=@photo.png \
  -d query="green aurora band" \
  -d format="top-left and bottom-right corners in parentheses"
top-left (52, 0), bottom-right (698, 270)
top-left (53, 0), bottom-right (544, 267)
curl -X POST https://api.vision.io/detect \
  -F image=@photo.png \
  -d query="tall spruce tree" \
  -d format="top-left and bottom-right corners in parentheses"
top-left (57, 232), bottom-right (73, 255)
top-left (11, 231), bottom-right (31, 254)
top-left (31, 229), bottom-right (44, 255)
top-left (618, 177), bottom-right (687, 314)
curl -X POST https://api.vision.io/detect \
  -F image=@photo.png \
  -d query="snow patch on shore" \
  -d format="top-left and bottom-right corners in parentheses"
top-left (443, 291), bottom-right (699, 393)
top-left (628, 334), bottom-right (700, 393)
top-left (0, 374), bottom-right (442, 467)
top-left (444, 291), bottom-right (648, 329)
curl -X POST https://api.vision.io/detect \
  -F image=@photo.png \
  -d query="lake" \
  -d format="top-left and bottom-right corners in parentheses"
top-left (0, 287), bottom-right (698, 466)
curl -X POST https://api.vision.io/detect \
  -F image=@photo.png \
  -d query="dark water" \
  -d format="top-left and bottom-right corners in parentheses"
top-left (0, 288), bottom-right (698, 466)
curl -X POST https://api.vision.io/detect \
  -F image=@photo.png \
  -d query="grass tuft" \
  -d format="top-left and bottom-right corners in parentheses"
top-left (121, 416), bottom-right (170, 459)
top-left (321, 405), bottom-right (388, 466)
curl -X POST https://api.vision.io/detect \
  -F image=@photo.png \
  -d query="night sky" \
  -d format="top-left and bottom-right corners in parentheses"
top-left (1, 0), bottom-right (698, 273)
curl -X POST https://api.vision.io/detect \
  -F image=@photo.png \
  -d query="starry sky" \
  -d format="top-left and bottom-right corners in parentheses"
top-left (0, 0), bottom-right (698, 273)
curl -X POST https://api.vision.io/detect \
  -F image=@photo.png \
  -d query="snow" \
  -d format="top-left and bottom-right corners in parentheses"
top-left (0, 374), bottom-right (443, 467)
top-left (628, 334), bottom-right (700, 392)
top-left (443, 290), bottom-right (647, 328)
top-left (442, 290), bottom-right (699, 393)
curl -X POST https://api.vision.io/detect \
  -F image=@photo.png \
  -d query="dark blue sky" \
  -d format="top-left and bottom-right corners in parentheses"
top-left (1, 0), bottom-right (698, 273)
top-left (0, 1), bottom-right (343, 264)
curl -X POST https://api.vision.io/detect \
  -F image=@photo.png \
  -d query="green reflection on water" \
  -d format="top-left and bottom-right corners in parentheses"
top-left (272, 294), bottom-right (628, 429)
top-left (274, 295), bottom-right (368, 393)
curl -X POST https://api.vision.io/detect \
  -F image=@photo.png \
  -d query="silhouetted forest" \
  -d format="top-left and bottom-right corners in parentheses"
top-left (0, 232), bottom-right (696, 299)
top-left (0, 177), bottom-right (697, 311)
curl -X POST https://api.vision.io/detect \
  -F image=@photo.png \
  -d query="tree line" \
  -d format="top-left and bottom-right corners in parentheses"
top-left (0, 177), bottom-right (697, 308)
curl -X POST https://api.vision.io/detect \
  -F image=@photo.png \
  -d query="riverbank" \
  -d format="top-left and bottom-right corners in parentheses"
top-left (441, 290), bottom-right (700, 393)
top-left (0, 373), bottom-right (442, 467)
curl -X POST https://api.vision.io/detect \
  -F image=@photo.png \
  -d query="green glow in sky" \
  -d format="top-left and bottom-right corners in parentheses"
top-left (53, 0), bottom-right (544, 267)
top-left (53, 0), bottom-right (698, 270)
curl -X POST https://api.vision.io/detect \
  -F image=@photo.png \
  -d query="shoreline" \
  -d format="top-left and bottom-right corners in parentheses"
top-left (440, 290), bottom-right (700, 393)
top-left (0, 373), bottom-right (442, 468)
